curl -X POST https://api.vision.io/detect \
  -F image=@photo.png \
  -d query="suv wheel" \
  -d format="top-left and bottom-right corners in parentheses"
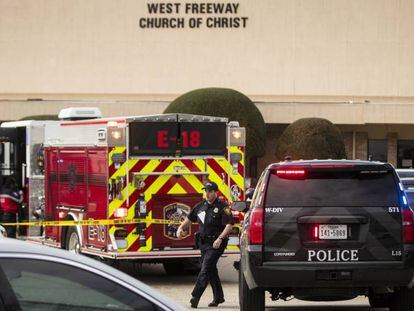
top-left (390, 287), bottom-right (414, 311)
top-left (368, 293), bottom-right (391, 308)
top-left (239, 267), bottom-right (264, 311)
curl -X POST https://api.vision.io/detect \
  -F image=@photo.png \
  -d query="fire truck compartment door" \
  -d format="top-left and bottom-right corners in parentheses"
top-left (151, 194), bottom-right (202, 249)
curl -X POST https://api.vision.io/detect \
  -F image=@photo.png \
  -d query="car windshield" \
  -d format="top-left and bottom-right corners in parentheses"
top-left (397, 171), bottom-right (414, 179)
top-left (266, 169), bottom-right (399, 207)
top-left (406, 191), bottom-right (414, 207)
top-left (401, 179), bottom-right (414, 190)
top-left (0, 258), bottom-right (161, 311)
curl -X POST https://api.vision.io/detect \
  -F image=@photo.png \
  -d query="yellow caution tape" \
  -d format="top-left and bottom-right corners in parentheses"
top-left (0, 218), bottom-right (181, 227)
top-left (0, 218), bottom-right (241, 228)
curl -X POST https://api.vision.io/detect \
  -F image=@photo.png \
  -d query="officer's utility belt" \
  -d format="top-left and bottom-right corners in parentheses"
top-left (195, 233), bottom-right (216, 248)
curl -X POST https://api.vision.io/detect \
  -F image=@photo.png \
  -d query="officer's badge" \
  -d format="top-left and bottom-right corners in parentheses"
top-left (224, 206), bottom-right (231, 215)
top-left (213, 207), bottom-right (219, 213)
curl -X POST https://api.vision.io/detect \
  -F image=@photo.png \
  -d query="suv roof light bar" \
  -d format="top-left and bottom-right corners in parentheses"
top-left (274, 168), bottom-right (306, 180)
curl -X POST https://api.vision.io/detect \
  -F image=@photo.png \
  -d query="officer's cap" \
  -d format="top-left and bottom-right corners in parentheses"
top-left (202, 182), bottom-right (219, 192)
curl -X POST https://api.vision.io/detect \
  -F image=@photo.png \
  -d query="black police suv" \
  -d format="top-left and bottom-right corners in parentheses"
top-left (235, 160), bottom-right (414, 311)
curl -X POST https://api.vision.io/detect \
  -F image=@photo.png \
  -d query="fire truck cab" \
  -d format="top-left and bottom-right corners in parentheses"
top-left (0, 108), bottom-right (102, 237)
top-left (0, 120), bottom-right (58, 237)
top-left (1, 108), bottom-right (246, 272)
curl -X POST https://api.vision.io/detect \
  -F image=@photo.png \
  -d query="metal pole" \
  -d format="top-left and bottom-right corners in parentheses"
top-left (352, 131), bottom-right (356, 159)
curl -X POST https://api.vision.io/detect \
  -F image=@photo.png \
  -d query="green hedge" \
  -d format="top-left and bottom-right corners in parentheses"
top-left (275, 118), bottom-right (346, 161)
top-left (164, 88), bottom-right (266, 159)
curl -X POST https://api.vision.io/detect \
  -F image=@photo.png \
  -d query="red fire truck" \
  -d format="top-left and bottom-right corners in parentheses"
top-left (0, 108), bottom-right (246, 272)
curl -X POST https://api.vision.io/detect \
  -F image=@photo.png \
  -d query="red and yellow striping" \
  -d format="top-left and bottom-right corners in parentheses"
top-left (107, 146), bottom-right (245, 253)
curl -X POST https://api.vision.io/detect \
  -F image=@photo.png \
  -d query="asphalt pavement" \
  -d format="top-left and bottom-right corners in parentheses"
top-left (122, 254), bottom-right (388, 311)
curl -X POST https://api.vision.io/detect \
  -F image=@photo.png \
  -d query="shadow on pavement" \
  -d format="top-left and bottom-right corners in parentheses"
top-left (265, 307), bottom-right (384, 311)
top-left (190, 306), bottom-right (381, 311)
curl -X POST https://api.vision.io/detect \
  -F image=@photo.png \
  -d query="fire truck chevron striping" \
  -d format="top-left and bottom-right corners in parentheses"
top-left (106, 148), bottom-right (245, 253)
top-left (0, 108), bottom-right (246, 264)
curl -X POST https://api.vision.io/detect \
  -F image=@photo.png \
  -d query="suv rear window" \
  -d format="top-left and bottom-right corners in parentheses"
top-left (265, 169), bottom-right (399, 207)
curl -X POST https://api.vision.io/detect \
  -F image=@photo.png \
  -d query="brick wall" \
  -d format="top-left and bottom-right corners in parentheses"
top-left (387, 132), bottom-right (398, 167)
top-left (342, 132), bottom-right (353, 160)
top-left (355, 132), bottom-right (368, 160)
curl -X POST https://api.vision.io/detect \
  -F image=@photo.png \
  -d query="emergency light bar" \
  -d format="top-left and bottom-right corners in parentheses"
top-left (275, 169), bottom-right (306, 179)
top-left (58, 107), bottom-right (102, 120)
top-left (273, 164), bottom-right (362, 179)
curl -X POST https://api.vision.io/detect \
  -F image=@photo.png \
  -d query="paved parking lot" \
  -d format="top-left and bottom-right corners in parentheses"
top-left (125, 255), bottom-right (386, 311)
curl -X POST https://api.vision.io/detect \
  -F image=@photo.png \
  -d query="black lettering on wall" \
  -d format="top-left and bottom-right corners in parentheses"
top-left (140, 2), bottom-right (249, 30)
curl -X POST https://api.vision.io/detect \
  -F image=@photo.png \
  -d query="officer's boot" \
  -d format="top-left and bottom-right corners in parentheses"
top-left (208, 298), bottom-right (225, 307)
top-left (190, 296), bottom-right (200, 308)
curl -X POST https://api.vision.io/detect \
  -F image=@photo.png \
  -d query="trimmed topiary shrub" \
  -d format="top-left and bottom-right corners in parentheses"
top-left (275, 118), bottom-right (346, 161)
top-left (164, 88), bottom-right (266, 159)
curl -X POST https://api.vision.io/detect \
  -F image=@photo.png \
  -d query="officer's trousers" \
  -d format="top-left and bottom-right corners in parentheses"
top-left (191, 240), bottom-right (227, 300)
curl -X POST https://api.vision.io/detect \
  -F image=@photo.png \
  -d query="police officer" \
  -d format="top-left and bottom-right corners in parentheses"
top-left (0, 177), bottom-right (23, 238)
top-left (177, 182), bottom-right (234, 309)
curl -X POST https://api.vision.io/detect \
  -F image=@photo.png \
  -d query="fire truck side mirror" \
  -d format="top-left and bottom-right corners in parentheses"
top-left (245, 188), bottom-right (255, 200)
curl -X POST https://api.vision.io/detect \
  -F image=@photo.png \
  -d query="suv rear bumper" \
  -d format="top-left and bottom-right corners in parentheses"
top-left (243, 258), bottom-right (414, 289)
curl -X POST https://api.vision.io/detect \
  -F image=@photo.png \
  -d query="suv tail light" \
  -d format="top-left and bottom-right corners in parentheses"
top-left (275, 169), bottom-right (306, 179)
top-left (248, 171), bottom-right (267, 245)
top-left (249, 208), bottom-right (263, 244)
top-left (403, 208), bottom-right (414, 243)
top-left (313, 225), bottom-right (319, 239)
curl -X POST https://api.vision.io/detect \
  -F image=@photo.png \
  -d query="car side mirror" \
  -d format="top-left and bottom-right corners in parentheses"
top-left (231, 201), bottom-right (250, 213)
top-left (0, 225), bottom-right (7, 238)
top-left (245, 187), bottom-right (255, 200)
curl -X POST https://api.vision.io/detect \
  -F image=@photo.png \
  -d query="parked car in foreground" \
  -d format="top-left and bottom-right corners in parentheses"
top-left (0, 238), bottom-right (187, 311)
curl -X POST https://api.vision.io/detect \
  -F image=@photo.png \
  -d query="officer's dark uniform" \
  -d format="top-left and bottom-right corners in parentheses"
top-left (187, 190), bottom-right (234, 306)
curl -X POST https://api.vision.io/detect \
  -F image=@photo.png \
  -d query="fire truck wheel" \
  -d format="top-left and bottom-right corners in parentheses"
top-left (163, 262), bottom-right (185, 275)
top-left (185, 258), bottom-right (201, 275)
top-left (163, 259), bottom-right (201, 275)
top-left (66, 227), bottom-right (81, 254)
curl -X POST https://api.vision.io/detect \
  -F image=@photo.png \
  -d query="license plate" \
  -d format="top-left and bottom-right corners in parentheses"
top-left (319, 225), bottom-right (347, 240)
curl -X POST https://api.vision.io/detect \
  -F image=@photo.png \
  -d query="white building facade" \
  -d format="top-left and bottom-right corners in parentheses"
top-left (1, 0), bottom-right (414, 174)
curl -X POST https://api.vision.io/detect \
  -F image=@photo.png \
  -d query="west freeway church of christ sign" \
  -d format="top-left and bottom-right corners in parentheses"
top-left (139, 2), bottom-right (248, 29)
